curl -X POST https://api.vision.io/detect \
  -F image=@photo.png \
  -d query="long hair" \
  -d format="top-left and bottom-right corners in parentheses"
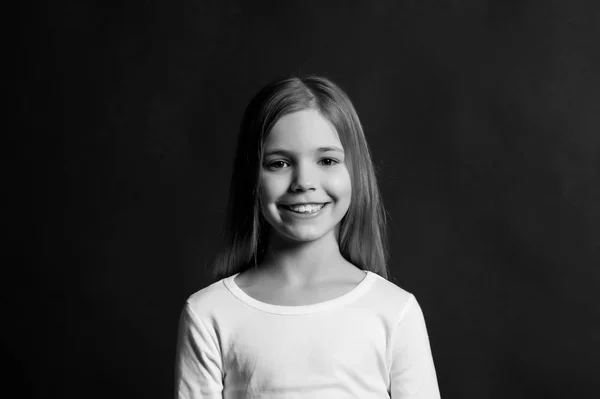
top-left (211, 75), bottom-right (391, 282)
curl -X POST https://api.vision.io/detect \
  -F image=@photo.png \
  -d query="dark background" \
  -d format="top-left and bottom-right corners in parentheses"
top-left (9, 0), bottom-right (600, 398)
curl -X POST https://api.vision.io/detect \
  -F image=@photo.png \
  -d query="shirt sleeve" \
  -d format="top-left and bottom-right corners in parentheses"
top-left (389, 295), bottom-right (441, 399)
top-left (175, 303), bottom-right (224, 399)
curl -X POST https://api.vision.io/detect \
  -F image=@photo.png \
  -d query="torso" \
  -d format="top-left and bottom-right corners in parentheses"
top-left (234, 264), bottom-right (367, 306)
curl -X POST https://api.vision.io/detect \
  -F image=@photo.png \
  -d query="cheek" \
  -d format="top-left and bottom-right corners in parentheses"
top-left (328, 170), bottom-right (352, 199)
top-left (258, 174), bottom-right (284, 205)
top-left (257, 185), bottom-right (274, 223)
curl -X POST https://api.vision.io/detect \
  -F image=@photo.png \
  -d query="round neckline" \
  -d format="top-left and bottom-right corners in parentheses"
top-left (223, 270), bottom-right (376, 315)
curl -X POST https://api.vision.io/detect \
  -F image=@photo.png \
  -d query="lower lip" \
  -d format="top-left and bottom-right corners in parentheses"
top-left (279, 203), bottom-right (328, 219)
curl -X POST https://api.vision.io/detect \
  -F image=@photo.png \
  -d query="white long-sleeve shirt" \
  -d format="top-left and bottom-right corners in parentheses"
top-left (175, 270), bottom-right (441, 398)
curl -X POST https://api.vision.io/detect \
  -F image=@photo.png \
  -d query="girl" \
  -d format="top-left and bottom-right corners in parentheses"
top-left (175, 76), bottom-right (441, 398)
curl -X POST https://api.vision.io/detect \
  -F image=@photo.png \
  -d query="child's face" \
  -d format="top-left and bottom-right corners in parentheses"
top-left (259, 108), bottom-right (352, 244)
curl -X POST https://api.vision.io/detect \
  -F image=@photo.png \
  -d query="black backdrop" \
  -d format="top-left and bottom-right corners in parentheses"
top-left (9, 1), bottom-right (600, 398)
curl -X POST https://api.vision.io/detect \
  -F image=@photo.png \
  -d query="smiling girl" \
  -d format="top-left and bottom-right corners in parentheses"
top-left (175, 76), bottom-right (441, 398)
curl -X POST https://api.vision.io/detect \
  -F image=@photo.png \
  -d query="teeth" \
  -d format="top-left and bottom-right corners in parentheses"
top-left (288, 204), bottom-right (324, 213)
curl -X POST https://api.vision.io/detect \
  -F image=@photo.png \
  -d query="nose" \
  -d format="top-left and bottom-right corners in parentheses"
top-left (290, 161), bottom-right (316, 192)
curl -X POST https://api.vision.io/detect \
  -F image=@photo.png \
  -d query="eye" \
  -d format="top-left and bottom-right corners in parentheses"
top-left (267, 160), bottom-right (290, 169)
top-left (319, 158), bottom-right (339, 166)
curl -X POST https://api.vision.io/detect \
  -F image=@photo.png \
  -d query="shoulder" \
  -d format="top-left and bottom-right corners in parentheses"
top-left (369, 271), bottom-right (414, 302)
top-left (184, 276), bottom-right (233, 320)
top-left (367, 271), bottom-right (416, 317)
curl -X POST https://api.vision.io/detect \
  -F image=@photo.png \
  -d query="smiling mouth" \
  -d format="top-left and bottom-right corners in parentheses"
top-left (279, 203), bottom-right (327, 214)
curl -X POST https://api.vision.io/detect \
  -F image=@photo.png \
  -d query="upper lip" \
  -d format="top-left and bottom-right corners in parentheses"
top-left (279, 202), bottom-right (328, 206)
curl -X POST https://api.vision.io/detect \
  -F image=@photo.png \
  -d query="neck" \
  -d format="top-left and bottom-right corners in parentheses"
top-left (259, 229), bottom-right (350, 287)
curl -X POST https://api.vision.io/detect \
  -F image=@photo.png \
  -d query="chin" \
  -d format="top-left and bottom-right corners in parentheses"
top-left (278, 226), bottom-right (334, 244)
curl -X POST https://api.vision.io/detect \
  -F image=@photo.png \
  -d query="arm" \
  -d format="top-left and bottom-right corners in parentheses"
top-left (175, 303), bottom-right (224, 399)
top-left (389, 295), bottom-right (441, 398)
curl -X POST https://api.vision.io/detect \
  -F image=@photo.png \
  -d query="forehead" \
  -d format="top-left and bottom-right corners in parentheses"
top-left (264, 109), bottom-right (341, 150)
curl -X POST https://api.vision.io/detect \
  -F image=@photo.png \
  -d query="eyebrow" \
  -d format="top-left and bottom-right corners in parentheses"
top-left (263, 146), bottom-right (344, 157)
